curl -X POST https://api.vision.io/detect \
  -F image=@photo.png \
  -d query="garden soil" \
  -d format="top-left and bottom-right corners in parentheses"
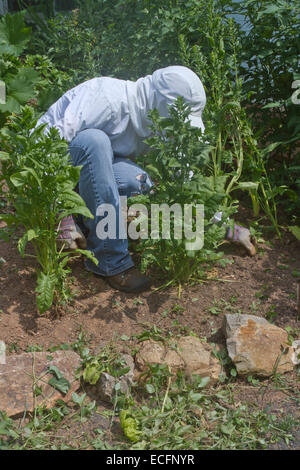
top-left (1, 208), bottom-right (300, 449)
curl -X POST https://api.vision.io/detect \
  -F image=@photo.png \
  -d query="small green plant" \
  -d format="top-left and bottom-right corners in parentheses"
top-left (208, 296), bottom-right (241, 316)
top-left (0, 106), bottom-right (97, 313)
top-left (47, 365), bottom-right (71, 396)
top-left (82, 343), bottom-right (130, 386)
top-left (71, 392), bottom-right (96, 423)
top-left (265, 305), bottom-right (277, 323)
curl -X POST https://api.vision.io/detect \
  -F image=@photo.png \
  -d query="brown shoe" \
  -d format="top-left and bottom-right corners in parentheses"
top-left (106, 267), bottom-right (152, 293)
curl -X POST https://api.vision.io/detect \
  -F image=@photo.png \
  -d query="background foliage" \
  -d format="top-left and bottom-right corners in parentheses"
top-left (12, 0), bottom-right (298, 221)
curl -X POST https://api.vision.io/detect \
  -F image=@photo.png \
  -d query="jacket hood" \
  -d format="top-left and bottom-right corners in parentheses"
top-left (126, 65), bottom-right (206, 138)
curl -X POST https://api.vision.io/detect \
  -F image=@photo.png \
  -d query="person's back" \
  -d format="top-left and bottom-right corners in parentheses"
top-left (36, 66), bottom-right (206, 157)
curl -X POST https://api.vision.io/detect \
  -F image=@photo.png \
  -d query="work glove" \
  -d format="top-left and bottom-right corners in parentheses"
top-left (56, 215), bottom-right (87, 250)
top-left (226, 224), bottom-right (256, 257)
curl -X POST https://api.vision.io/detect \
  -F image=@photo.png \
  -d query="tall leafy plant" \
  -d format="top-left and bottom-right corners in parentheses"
top-left (131, 98), bottom-right (236, 291)
top-left (227, 0), bottom-right (300, 219)
top-left (0, 107), bottom-right (97, 313)
top-left (179, 0), bottom-right (284, 235)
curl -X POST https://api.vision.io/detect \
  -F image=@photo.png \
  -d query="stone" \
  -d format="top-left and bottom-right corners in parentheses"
top-left (135, 336), bottom-right (222, 383)
top-left (0, 341), bottom-right (6, 365)
top-left (164, 348), bottom-right (185, 372)
top-left (135, 339), bottom-right (184, 375)
top-left (135, 340), bottom-right (166, 370)
top-left (223, 314), bottom-right (294, 377)
top-left (174, 336), bottom-right (221, 383)
top-left (95, 354), bottom-right (135, 403)
top-left (0, 350), bottom-right (81, 417)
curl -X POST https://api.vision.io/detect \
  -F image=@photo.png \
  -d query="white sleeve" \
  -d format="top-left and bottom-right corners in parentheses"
top-left (63, 83), bottom-right (112, 142)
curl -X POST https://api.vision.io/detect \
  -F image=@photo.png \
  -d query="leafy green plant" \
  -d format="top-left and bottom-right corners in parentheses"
top-left (71, 392), bottom-right (96, 423)
top-left (0, 11), bottom-right (71, 128)
top-left (0, 106), bottom-right (96, 313)
top-left (178, 1), bottom-right (286, 235)
top-left (24, 54), bottom-right (71, 112)
top-left (0, 11), bottom-right (39, 126)
top-left (22, 6), bottom-right (100, 86)
top-left (82, 343), bottom-right (130, 385)
top-left (228, 0), bottom-right (300, 220)
top-left (119, 410), bottom-right (142, 443)
top-left (130, 97), bottom-right (236, 289)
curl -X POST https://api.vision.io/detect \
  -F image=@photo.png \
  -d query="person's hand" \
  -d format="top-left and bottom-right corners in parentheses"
top-left (226, 224), bottom-right (257, 256)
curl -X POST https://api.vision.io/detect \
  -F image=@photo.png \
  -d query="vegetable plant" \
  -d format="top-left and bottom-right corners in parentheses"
top-left (0, 106), bottom-right (97, 313)
top-left (131, 97), bottom-right (236, 290)
top-left (179, 0), bottom-right (287, 235)
top-left (228, 0), bottom-right (300, 220)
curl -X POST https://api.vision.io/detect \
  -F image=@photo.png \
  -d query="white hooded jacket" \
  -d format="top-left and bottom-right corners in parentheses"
top-left (36, 65), bottom-right (206, 157)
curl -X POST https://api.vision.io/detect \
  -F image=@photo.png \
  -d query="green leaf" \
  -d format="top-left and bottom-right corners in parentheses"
top-left (48, 376), bottom-right (70, 395)
top-left (145, 383), bottom-right (155, 394)
top-left (18, 229), bottom-right (39, 257)
top-left (57, 206), bottom-right (93, 222)
top-left (262, 102), bottom-right (282, 109)
top-left (288, 226), bottom-right (300, 241)
top-left (83, 360), bottom-right (102, 385)
top-left (0, 68), bottom-right (39, 113)
top-left (48, 365), bottom-right (64, 380)
top-left (195, 376), bottom-right (210, 388)
top-left (72, 392), bottom-right (86, 406)
top-left (0, 151), bottom-right (9, 161)
top-left (74, 249), bottom-right (98, 266)
top-left (188, 391), bottom-right (203, 402)
top-left (10, 168), bottom-right (41, 188)
top-left (36, 272), bottom-right (55, 314)
top-left (168, 157), bottom-right (181, 168)
top-left (112, 366), bottom-right (130, 378)
top-left (59, 190), bottom-right (87, 207)
top-left (7, 67), bottom-right (39, 103)
top-left (48, 364), bottom-right (71, 395)
top-left (220, 423), bottom-right (234, 435)
top-left (119, 410), bottom-right (142, 443)
top-left (0, 12), bottom-right (31, 56)
top-left (145, 164), bottom-right (162, 179)
top-left (120, 335), bottom-right (130, 341)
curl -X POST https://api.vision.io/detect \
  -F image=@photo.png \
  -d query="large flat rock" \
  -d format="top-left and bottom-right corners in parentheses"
top-left (0, 350), bottom-right (81, 417)
top-left (223, 314), bottom-right (294, 377)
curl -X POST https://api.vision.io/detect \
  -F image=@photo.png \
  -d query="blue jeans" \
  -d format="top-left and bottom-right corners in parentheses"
top-left (69, 129), bottom-right (153, 276)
